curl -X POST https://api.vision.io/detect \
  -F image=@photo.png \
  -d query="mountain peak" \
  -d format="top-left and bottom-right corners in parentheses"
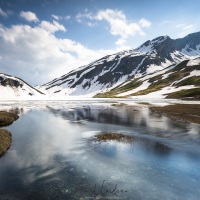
top-left (0, 73), bottom-right (45, 100)
top-left (151, 35), bottom-right (170, 43)
top-left (135, 35), bottom-right (172, 54)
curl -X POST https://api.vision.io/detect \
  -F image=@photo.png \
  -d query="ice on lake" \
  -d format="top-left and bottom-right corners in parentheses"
top-left (0, 100), bottom-right (200, 200)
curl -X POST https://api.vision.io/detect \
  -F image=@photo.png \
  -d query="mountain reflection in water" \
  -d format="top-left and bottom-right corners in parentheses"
top-left (0, 101), bottom-right (199, 200)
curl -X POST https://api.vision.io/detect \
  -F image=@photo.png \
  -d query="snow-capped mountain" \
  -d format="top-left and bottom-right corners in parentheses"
top-left (95, 59), bottom-right (200, 99)
top-left (39, 32), bottom-right (200, 97)
top-left (0, 73), bottom-right (45, 100)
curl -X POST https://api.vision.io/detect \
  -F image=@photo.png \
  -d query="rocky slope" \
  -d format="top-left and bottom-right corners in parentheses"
top-left (39, 32), bottom-right (200, 98)
top-left (0, 73), bottom-right (45, 100)
top-left (94, 59), bottom-right (200, 99)
top-left (1, 32), bottom-right (200, 100)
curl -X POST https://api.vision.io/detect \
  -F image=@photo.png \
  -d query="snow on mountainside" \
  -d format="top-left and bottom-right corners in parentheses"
top-left (1, 31), bottom-right (200, 100)
top-left (95, 59), bottom-right (200, 100)
top-left (0, 73), bottom-right (45, 100)
top-left (39, 32), bottom-right (200, 98)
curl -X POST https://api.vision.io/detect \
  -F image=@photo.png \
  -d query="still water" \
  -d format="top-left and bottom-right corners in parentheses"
top-left (0, 100), bottom-right (200, 200)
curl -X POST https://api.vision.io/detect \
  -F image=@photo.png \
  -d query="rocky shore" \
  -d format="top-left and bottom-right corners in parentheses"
top-left (0, 111), bottom-right (19, 157)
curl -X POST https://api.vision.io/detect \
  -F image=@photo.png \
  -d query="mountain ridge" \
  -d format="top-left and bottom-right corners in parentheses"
top-left (0, 73), bottom-right (45, 100)
top-left (38, 31), bottom-right (200, 98)
top-left (0, 31), bottom-right (200, 100)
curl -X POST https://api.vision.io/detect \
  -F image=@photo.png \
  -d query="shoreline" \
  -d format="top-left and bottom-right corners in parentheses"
top-left (150, 104), bottom-right (200, 124)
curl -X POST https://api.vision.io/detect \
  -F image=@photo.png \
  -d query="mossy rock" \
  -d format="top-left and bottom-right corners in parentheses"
top-left (0, 111), bottom-right (19, 127)
top-left (0, 129), bottom-right (12, 157)
top-left (95, 132), bottom-right (134, 142)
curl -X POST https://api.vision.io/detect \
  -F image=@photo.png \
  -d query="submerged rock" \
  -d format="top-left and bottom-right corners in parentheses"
top-left (0, 111), bottom-right (19, 127)
top-left (0, 129), bottom-right (12, 157)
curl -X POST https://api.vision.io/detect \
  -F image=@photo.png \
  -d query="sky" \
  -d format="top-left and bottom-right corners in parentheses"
top-left (0, 0), bottom-right (200, 85)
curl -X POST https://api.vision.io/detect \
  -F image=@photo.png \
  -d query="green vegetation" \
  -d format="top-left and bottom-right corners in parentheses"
top-left (170, 61), bottom-right (200, 73)
top-left (148, 74), bottom-right (163, 83)
top-left (94, 79), bottom-right (142, 98)
top-left (150, 104), bottom-right (200, 124)
top-left (111, 103), bottom-right (127, 107)
top-left (0, 129), bottom-right (12, 157)
top-left (131, 71), bottom-right (191, 96)
top-left (165, 88), bottom-right (200, 100)
top-left (175, 76), bottom-right (200, 87)
top-left (130, 63), bottom-right (200, 96)
top-left (0, 111), bottom-right (19, 127)
top-left (94, 62), bottom-right (200, 98)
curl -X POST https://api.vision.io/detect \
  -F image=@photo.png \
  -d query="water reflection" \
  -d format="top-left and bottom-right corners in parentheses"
top-left (0, 101), bottom-right (200, 200)
top-left (46, 103), bottom-right (200, 140)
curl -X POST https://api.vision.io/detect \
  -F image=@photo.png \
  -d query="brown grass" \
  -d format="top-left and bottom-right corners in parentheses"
top-left (0, 111), bottom-right (19, 127)
top-left (150, 104), bottom-right (200, 124)
top-left (0, 129), bottom-right (12, 157)
top-left (95, 132), bottom-right (134, 142)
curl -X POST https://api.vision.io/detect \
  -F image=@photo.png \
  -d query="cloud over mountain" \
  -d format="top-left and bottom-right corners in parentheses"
top-left (20, 11), bottom-right (39, 22)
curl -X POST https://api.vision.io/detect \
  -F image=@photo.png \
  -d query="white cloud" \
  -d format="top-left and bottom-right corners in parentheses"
top-left (20, 11), bottom-right (39, 22)
top-left (76, 11), bottom-right (96, 27)
top-left (0, 8), bottom-right (7, 17)
top-left (139, 18), bottom-right (151, 28)
top-left (176, 23), bottom-right (195, 37)
top-left (65, 15), bottom-right (71, 20)
top-left (40, 20), bottom-right (66, 33)
top-left (0, 22), bottom-right (115, 85)
top-left (96, 9), bottom-right (146, 38)
top-left (76, 9), bottom-right (151, 47)
top-left (0, 7), bottom-right (12, 17)
top-left (52, 14), bottom-right (60, 20)
top-left (115, 38), bottom-right (126, 46)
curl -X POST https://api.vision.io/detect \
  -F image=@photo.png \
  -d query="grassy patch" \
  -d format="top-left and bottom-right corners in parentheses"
top-left (150, 104), bottom-right (200, 124)
top-left (165, 88), bottom-right (200, 100)
top-left (0, 111), bottom-right (19, 127)
top-left (94, 79), bottom-right (142, 98)
top-left (94, 90), bottom-right (118, 98)
top-left (175, 76), bottom-right (200, 87)
top-left (129, 62), bottom-right (199, 96)
top-left (111, 103), bottom-right (127, 107)
top-left (137, 102), bottom-right (152, 105)
top-left (95, 132), bottom-right (135, 143)
top-left (148, 74), bottom-right (163, 83)
top-left (0, 129), bottom-right (12, 157)
top-left (94, 61), bottom-right (200, 98)
top-left (131, 71), bottom-right (191, 96)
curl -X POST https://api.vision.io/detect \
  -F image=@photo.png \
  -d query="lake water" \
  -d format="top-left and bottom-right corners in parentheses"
top-left (0, 100), bottom-right (200, 200)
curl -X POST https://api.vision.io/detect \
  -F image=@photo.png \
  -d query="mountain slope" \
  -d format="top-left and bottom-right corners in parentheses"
top-left (94, 59), bottom-right (200, 99)
top-left (39, 32), bottom-right (200, 98)
top-left (0, 73), bottom-right (45, 100)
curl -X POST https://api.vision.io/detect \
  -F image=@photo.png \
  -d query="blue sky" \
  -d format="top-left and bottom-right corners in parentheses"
top-left (0, 0), bottom-right (200, 85)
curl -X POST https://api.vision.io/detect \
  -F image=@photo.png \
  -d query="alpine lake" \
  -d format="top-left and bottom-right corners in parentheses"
top-left (0, 99), bottom-right (200, 200)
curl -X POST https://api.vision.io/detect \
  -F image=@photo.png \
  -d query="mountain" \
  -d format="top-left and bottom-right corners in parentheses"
top-left (0, 73), bottom-right (45, 100)
top-left (95, 59), bottom-right (200, 99)
top-left (1, 32), bottom-right (200, 100)
top-left (38, 32), bottom-right (200, 98)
